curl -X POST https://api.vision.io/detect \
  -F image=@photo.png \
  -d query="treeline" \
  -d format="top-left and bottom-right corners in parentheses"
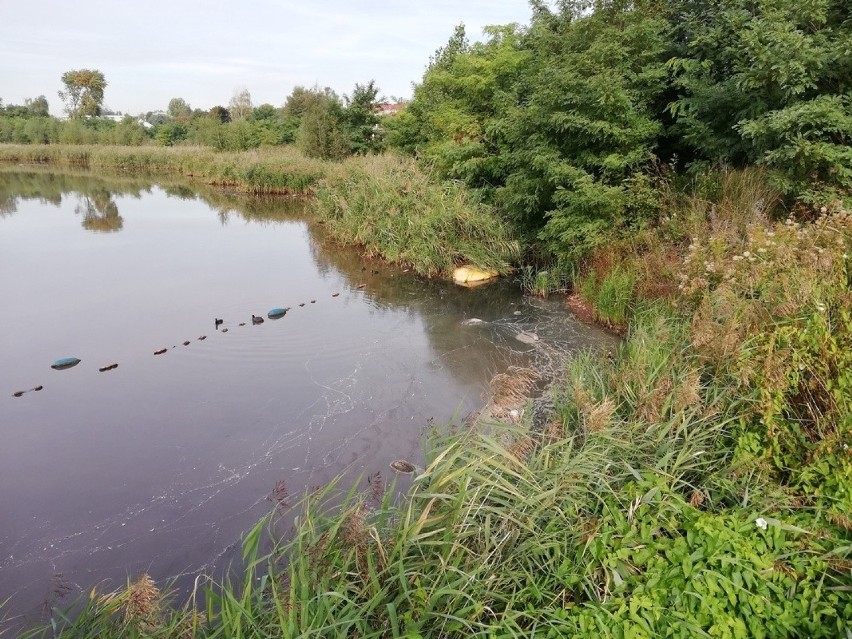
top-left (387, 0), bottom-right (851, 259)
top-left (0, 82), bottom-right (394, 158)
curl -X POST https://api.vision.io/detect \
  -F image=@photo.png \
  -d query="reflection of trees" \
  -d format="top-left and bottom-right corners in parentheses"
top-left (76, 190), bottom-right (123, 233)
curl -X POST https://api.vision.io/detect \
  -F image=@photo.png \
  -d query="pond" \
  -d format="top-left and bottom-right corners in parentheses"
top-left (0, 168), bottom-right (615, 628)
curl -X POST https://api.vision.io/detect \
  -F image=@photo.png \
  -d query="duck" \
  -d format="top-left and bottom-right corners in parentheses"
top-left (252, 314), bottom-right (265, 325)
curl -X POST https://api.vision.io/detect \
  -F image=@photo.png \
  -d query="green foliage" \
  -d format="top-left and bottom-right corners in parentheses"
top-left (343, 80), bottom-right (383, 154)
top-left (297, 92), bottom-right (348, 160)
top-left (58, 69), bottom-right (107, 119)
top-left (314, 154), bottom-right (519, 276)
top-left (668, 0), bottom-right (852, 195)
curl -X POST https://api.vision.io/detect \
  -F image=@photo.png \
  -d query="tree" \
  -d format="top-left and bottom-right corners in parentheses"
top-left (209, 105), bottom-right (232, 123)
top-left (297, 96), bottom-right (348, 160)
top-left (343, 80), bottom-right (383, 154)
top-left (58, 69), bottom-right (107, 118)
top-left (167, 97), bottom-right (192, 122)
top-left (25, 95), bottom-right (49, 117)
top-left (283, 85), bottom-right (339, 118)
top-left (229, 88), bottom-right (252, 120)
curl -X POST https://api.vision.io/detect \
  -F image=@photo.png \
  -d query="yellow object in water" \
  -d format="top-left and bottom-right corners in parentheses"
top-left (453, 265), bottom-right (498, 286)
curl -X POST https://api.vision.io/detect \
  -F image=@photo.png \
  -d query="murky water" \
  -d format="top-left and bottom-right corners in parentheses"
top-left (0, 168), bottom-right (614, 628)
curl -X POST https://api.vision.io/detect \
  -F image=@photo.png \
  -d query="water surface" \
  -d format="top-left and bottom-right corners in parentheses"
top-left (0, 168), bottom-right (614, 627)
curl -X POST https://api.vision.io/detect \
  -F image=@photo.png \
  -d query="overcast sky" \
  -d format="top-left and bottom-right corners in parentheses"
top-left (0, 0), bottom-right (532, 116)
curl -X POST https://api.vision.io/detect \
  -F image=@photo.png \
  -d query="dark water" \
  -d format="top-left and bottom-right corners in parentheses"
top-left (0, 168), bottom-right (614, 628)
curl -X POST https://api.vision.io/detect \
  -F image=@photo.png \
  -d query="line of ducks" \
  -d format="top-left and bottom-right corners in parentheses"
top-left (12, 287), bottom-right (366, 398)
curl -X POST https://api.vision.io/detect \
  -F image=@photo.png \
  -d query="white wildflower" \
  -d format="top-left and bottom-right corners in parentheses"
top-left (755, 517), bottom-right (768, 530)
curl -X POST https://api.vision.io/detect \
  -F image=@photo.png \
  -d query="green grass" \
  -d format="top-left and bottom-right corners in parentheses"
top-left (313, 154), bottom-right (520, 277)
top-left (0, 144), bottom-right (327, 194)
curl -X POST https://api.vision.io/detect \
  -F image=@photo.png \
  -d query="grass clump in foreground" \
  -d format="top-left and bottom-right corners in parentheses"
top-left (0, 144), bottom-right (327, 195)
top-left (22, 171), bottom-right (851, 637)
top-left (314, 154), bottom-right (520, 277)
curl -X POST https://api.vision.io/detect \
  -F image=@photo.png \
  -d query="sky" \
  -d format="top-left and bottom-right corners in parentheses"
top-left (0, 0), bottom-right (532, 117)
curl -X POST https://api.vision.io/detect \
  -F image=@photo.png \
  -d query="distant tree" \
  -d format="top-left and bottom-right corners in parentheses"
top-left (250, 103), bottom-right (278, 121)
top-left (343, 80), bottom-right (383, 154)
top-left (283, 85), bottom-right (339, 118)
top-left (58, 69), bottom-right (107, 118)
top-left (297, 96), bottom-right (348, 160)
top-left (24, 95), bottom-right (49, 117)
top-left (209, 105), bottom-right (232, 123)
top-left (167, 97), bottom-right (192, 122)
top-left (229, 89), bottom-right (253, 120)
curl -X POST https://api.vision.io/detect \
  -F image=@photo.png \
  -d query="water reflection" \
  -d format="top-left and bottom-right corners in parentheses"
top-left (75, 191), bottom-right (123, 233)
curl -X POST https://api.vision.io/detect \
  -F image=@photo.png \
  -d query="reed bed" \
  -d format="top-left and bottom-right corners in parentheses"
top-left (314, 154), bottom-right (520, 277)
top-left (0, 145), bottom-right (327, 194)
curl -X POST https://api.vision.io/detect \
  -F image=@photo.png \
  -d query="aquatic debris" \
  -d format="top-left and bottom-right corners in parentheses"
top-left (51, 357), bottom-right (81, 370)
top-left (198, 335), bottom-right (207, 340)
top-left (390, 460), bottom-right (417, 474)
top-left (98, 363), bottom-right (118, 372)
top-left (267, 308), bottom-right (287, 319)
top-left (183, 341), bottom-right (191, 346)
top-left (252, 315), bottom-right (264, 325)
top-left (154, 348), bottom-right (167, 355)
top-left (515, 331), bottom-right (539, 345)
top-left (453, 265), bottom-right (498, 286)
top-left (462, 318), bottom-right (485, 326)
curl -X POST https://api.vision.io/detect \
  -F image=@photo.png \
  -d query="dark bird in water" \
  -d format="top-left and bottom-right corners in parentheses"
top-left (154, 348), bottom-right (167, 355)
top-left (252, 315), bottom-right (264, 325)
top-left (215, 318), bottom-right (224, 328)
top-left (310, 300), bottom-right (316, 304)
top-left (198, 335), bottom-right (207, 341)
top-left (13, 391), bottom-right (24, 397)
top-left (332, 293), bottom-right (340, 297)
top-left (239, 322), bottom-right (246, 326)
top-left (183, 341), bottom-right (191, 346)
top-left (298, 303), bottom-right (305, 307)
top-left (222, 328), bottom-right (229, 333)
top-left (33, 385), bottom-right (43, 391)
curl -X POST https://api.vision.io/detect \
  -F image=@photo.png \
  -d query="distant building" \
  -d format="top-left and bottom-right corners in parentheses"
top-left (375, 102), bottom-right (406, 117)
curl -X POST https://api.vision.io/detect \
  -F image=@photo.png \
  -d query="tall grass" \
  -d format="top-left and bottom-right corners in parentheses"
top-left (26, 303), bottom-right (851, 637)
top-left (0, 145), bottom-right (326, 194)
top-left (314, 154), bottom-right (520, 277)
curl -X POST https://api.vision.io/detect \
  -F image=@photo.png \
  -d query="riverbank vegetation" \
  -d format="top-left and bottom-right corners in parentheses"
top-left (5, 0), bottom-right (851, 635)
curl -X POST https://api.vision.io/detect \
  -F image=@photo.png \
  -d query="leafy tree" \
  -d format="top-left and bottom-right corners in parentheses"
top-left (25, 95), bottom-right (49, 117)
top-left (229, 89), bottom-right (253, 120)
top-left (668, 0), bottom-right (852, 196)
top-left (250, 103), bottom-right (278, 121)
top-left (209, 106), bottom-right (232, 123)
top-left (343, 80), bottom-right (383, 154)
top-left (297, 95), bottom-right (348, 160)
top-left (58, 69), bottom-right (107, 118)
top-left (167, 97), bottom-right (192, 122)
top-left (283, 85), bottom-right (339, 118)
